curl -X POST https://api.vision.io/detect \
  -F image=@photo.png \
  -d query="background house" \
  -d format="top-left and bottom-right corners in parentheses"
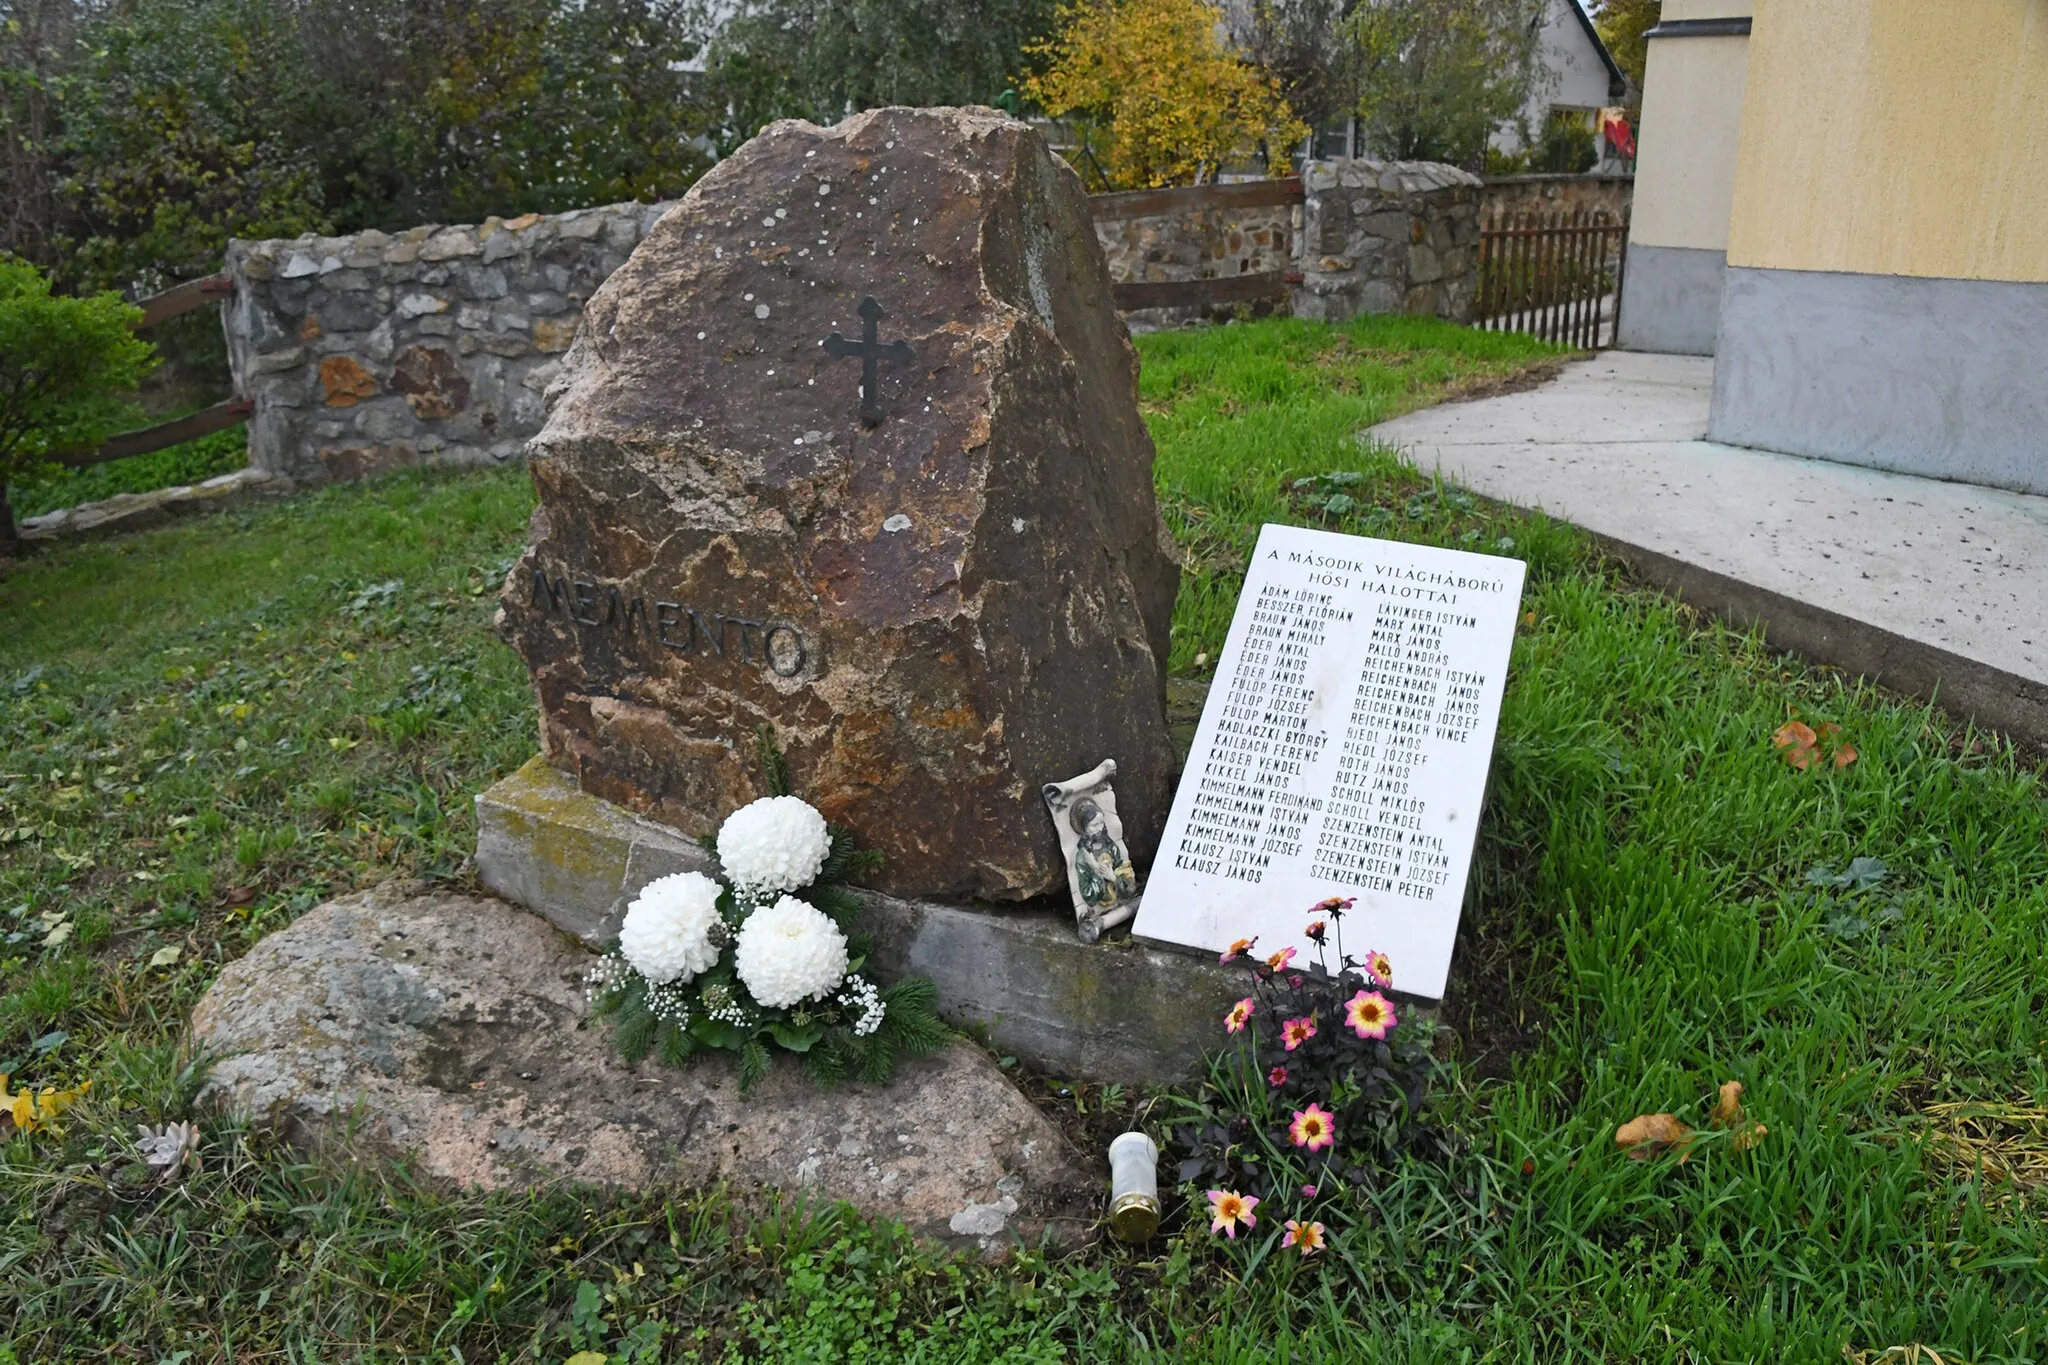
top-left (1622, 0), bottom-right (2047, 496)
top-left (1487, 0), bottom-right (1631, 167)
top-left (1304, 0), bottom-right (1629, 169)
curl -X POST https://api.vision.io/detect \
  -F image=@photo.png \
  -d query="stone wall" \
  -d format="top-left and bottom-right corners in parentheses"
top-left (222, 164), bottom-right (1484, 481)
top-left (1093, 200), bottom-right (1295, 284)
top-left (1090, 181), bottom-right (1298, 331)
top-left (224, 202), bottom-right (671, 482)
top-left (1481, 172), bottom-right (1633, 225)
top-left (1293, 160), bottom-right (1484, 322)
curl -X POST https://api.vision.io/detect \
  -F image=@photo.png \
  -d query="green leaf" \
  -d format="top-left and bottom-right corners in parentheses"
top-left (803, 1043), bottom-right (847, 1086)
top-left (754, 724), bottom-right (791, 797)
top-left (738, 1039), bottom-right (772, 1093)
top-left (807, 881), bottom-right (864, 926)
top-left (818, 826), bottom-right (883, 882)
top-left (878, 977), bottom-right (949, 1057)
top-left (688, 1015), bottom-right (749, 1051)
top-left (767, 1020), bottom-right (825, 1053)
top-left (658, 1021), bottom-right (699, 1066)
top-left (614, 1004), bottom-right (657, 1063)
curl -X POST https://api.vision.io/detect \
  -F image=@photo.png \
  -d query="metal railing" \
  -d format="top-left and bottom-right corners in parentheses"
top-left (1474, 209), bottom-right (1629, 349)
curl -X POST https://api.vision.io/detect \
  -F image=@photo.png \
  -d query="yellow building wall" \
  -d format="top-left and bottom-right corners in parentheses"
top-left (1628, 22), bottom-right (1750, 251)
top-left (1664, 0), bottom-right (1752, 20)
top-left (1726, 0), bottom-right (2048, 282)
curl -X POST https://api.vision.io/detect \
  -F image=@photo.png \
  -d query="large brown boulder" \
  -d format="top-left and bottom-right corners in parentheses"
top-left (497, 106), bottom-right (1178, 901)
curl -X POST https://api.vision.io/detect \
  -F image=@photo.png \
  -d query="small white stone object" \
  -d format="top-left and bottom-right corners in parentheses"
top-left (733, 895), bottom-right (848, 1009)
top-left (949, 1195), bottom-right (1018, 1238)
top-left (756, 303), bottom-right (771, 319)
top-left (882, 513), bottom-right (912, 533)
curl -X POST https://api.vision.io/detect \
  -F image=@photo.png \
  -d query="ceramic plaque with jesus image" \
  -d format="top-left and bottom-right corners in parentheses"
top-left (1132, 523), bottom-right (1526, 1001)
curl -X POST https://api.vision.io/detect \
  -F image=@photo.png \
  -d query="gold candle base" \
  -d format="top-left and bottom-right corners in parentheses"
top-left (1109, 1190), bottom-right (1161, 1243)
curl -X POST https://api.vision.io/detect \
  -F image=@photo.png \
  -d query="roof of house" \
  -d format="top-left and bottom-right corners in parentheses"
top-left (1565, 0), bottom-right (1631, 100)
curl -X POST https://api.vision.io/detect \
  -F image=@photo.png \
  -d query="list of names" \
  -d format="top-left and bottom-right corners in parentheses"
top-left (1135, 523), bottom-right (1525, 1001)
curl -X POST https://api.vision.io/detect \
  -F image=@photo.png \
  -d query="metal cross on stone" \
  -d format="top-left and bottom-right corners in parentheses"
top-left (824, 296), bottom-right (915, 424)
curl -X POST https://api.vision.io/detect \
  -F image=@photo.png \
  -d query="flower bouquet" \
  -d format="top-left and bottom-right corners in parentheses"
top-left (584, 740), bottom-right (946, 1092)
top-left (1167, 897), bottom-right (1450, 1259)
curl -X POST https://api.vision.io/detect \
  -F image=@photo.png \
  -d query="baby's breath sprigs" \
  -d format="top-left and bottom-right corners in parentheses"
top-left (838, 973), bottom-right (886, 1037)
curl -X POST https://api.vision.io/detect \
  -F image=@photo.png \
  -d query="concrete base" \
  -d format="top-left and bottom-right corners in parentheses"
top-left (1367, 352), bottom-right (2048, 750)
top-left (1616, 243), bottom-right (1725, 356)
top-left (1710, 266), bottom-right (2048, 496)
top-left (475, 757), bottom-right (1243, 1083)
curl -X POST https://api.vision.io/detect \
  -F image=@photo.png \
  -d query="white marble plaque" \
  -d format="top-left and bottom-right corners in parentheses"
top-left (1133, 523), bottom-right (1526, 1000)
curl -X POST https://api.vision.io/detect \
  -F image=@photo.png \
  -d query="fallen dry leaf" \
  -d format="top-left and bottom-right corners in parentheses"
top-left (1834, 743), bottom-right (1859, 769)
top-left (1774, 721), bottom-right (1820, 771)
top-left (1616, 1112), bottom-right (1694, 1161)
top-left (222, 885), bottom-right (259, 908)
top-left (1710, 1079), bottom-right (1769, 1152)
top-left (1712, 1080), bottom-right (1745, 1127)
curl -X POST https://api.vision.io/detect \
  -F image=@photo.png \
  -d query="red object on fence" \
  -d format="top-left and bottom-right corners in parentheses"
top-left (1601, 111), bottom-right (1636, 162)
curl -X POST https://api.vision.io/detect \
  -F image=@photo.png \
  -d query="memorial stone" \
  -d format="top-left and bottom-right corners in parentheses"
top-left (497, 106), bottom-right (1179, 902)
top-left (1134, 524), bottom-right (1526, 1000)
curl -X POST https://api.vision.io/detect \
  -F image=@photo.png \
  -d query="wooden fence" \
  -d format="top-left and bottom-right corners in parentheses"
top-left (59, 274), bottom-right (247, 470)
top-left (1092, 178), bottom-right (1303, 313)
top-left (1473, 209), bottom-right (1629, 349)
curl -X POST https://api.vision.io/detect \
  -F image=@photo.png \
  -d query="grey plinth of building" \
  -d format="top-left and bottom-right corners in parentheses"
top-left (474, 757), bottom-right (1243, 1084)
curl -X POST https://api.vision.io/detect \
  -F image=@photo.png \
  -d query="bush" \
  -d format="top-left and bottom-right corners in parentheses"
top-left (0, 257), bottom-right (157, 547)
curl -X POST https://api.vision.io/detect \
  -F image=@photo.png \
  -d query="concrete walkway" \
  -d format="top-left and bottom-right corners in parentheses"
top-left (1369, 351), bottom-right (2048, 746)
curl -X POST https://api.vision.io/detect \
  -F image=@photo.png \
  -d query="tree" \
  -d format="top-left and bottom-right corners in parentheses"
top-left (1024, 0), bottom-right (1309, 191)
top-left (0, 0), bottom-right (78, 267)
top-left (696, 0), bottom-right (1061, 155)
top-left (1593, 0), bottom-right (1659, 90)
top-left (1349, 0), bottom-right (1546, 169)
top-left (0, 257), bottom-right (156, 551)
top-left (1228, 0), bottom-right (1365, 137)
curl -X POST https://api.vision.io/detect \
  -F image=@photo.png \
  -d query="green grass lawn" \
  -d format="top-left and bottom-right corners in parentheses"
top-left (2, 314), bottom-right (2044, 1362)
top-left (11, 424), bottom-right (252, 522)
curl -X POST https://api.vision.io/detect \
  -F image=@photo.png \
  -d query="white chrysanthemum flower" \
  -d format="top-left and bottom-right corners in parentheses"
top-left (733, 895), bottom-right (849, 1009)
top-left (617, 871), bottom-right (723, 984)
top-left (717, 795), bottom-right (831, 896)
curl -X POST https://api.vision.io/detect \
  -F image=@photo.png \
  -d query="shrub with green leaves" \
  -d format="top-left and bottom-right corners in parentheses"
top-left (0, 257), bottom-right (157, 545)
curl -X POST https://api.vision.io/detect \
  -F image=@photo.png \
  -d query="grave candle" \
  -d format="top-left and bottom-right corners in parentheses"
top-left (1107, 1131), bottom-right (1161, 1242)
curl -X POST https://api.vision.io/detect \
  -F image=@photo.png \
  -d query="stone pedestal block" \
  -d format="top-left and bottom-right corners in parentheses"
top-left (476, 758), bottom-right (1241, 1083)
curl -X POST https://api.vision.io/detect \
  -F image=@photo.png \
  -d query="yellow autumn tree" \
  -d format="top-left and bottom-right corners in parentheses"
top-left (1024, 0), bottom-right (1308, 191)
